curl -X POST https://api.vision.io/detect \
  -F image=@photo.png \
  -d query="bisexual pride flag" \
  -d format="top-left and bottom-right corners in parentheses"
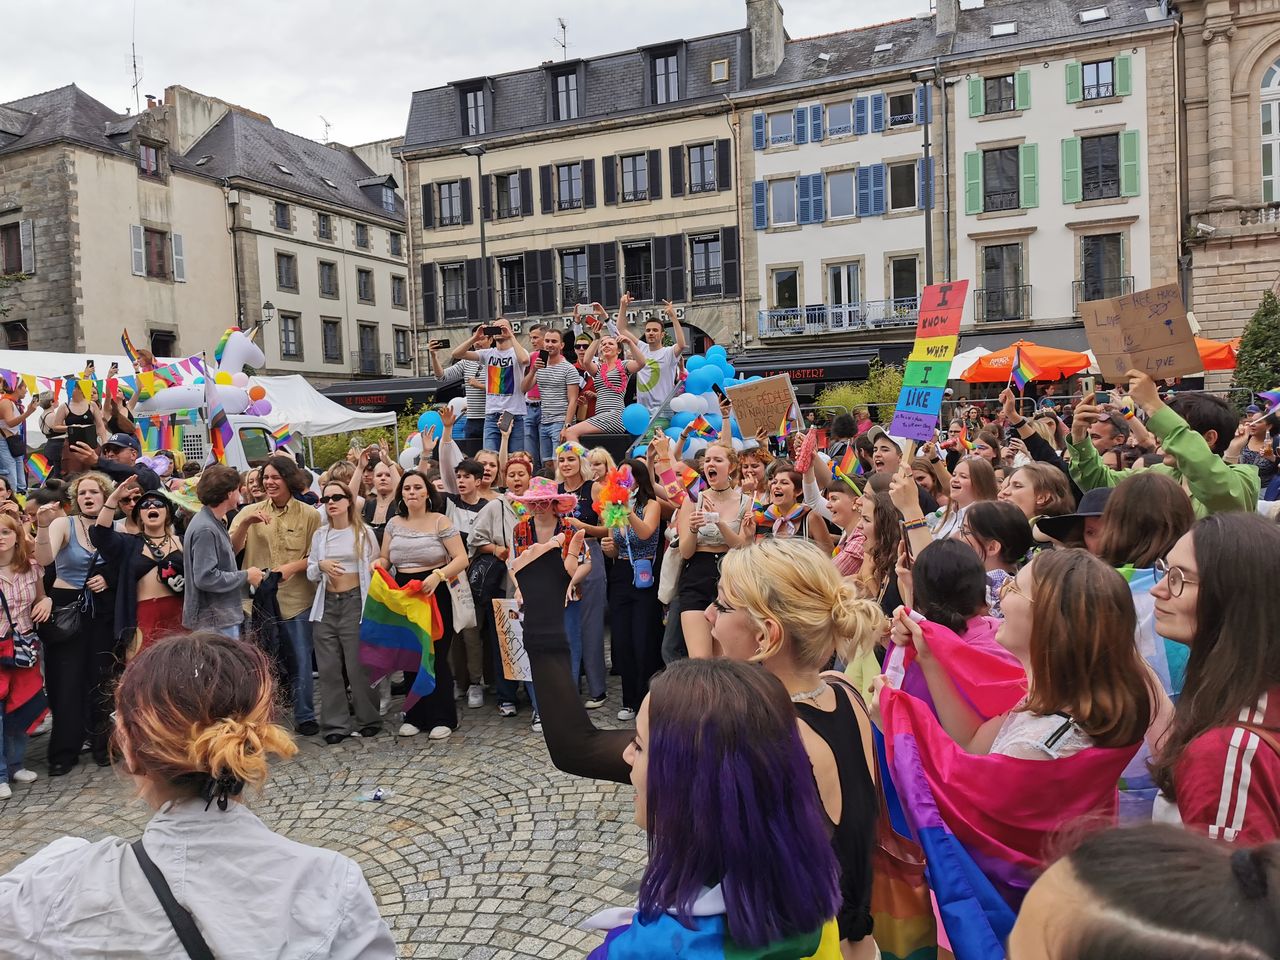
top-left (359, 567), bottom-right (444, 709)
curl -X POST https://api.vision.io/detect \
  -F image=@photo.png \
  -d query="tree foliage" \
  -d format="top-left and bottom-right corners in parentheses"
top-left (813, 362), bottom-right (904, 425)
top-left (307, 401), bottom-right (426, 472)
top-left (1231, 290), bottom-right (1280, 401)
top-left (0, 272), bottom-right (27, 318)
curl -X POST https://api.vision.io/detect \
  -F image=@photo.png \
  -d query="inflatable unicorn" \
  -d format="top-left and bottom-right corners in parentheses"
top-left (134, 327), bottom-right (269, 417)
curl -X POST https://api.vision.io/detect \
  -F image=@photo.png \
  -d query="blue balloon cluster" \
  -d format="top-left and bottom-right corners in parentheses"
top-left (622, 403), bottom-right (651, 435)
top-left (417, 410), bottom-right (444, 437)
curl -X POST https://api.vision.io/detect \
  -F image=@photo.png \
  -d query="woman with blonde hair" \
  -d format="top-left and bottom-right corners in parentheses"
top-left (308, 480), bottom-right (381, 744)
top-left (555, 440), bottom-right (609, 709)
top-left (999, 461), bottom-right (1075, 523)
top-left (0, 631), bottom-right (395, 956)
top-left (586, 446), bottom-right (616, 483)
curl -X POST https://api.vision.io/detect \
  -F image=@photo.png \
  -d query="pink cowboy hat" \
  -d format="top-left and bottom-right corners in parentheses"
top-left (506, 476), bottom-right (577, 513)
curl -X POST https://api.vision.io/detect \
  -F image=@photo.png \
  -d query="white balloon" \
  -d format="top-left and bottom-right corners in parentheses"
top-left (398, 448), bottom-right (420, 470)
top-left (685, 438), bottom-right (709, 455)
top-left (215, 329), bottom-right (266, 374)
top-left (670, 393), bottom-right (699, 413)
top-left (447, 397), bottom-right (467, 416)
top-left (731, 437), bottom-right (745, 451)
top-left (407, 433), bottom-right (423, 449)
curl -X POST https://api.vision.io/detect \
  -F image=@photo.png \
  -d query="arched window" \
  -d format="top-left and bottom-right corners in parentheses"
top-left (1261, 58), bottom-right (1280, 201)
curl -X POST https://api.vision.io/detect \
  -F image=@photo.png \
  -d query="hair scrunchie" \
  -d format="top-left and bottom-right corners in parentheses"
top-left (199, 770), bottom-right (246, 812)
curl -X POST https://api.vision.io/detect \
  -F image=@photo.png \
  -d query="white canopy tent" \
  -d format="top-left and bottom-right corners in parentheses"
top-left (0, 348), bottom-right (176, 380)
top-left (248, 376), bottom-right (398, 457)
top-left (948, 346), bottom-right (992, 380)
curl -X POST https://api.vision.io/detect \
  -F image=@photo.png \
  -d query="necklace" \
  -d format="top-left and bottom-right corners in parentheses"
top-left (790, 681), bottom-right (827, 703)
top-left (142, 533), bottom-right (171, 562)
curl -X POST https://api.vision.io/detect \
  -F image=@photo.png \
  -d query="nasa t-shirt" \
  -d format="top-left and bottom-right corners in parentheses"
top-left (475, 347), bottom-right (528, 416)
top-left (636, 343), bottom-right (678, 413)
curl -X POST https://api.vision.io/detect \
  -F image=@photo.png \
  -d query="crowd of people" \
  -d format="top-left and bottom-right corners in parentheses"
top-left (0, 305), bottom-right (1278, 959)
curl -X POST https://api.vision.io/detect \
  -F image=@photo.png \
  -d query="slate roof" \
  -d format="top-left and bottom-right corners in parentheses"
top-left (756, 17), bottom-right (942, 87)
top-left (949, 0), bottom-right (1166, 54)
top-left (0, 84), bottom-right (145, 160)
top-left (185, 110), bottom-right (405, 223)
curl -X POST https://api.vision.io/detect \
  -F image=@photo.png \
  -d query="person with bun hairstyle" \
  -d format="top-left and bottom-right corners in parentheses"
top-left (0, 631), bottom-right (395, 956)
top-left (957, 500), bottom-right (1033, 617)
top-left (1009, 822), bottom-right (1280, 959)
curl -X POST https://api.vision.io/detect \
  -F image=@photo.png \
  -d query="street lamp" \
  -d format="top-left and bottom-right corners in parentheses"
top-left (913, 67), bottom-right (938, 287)
top-left (261, 300), bottom-right (276, 325)
top-left (460, 144), bottom-right (491, 320)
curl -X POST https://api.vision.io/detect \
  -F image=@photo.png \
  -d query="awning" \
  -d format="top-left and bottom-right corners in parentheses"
top-left (956, 326), bottom-right (1091, 354)
top-left (729, 344), bottom-right (906, 395)
top-left (319, 376), bottom-right (457, 413)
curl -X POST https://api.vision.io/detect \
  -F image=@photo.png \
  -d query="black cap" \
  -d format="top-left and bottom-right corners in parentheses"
top-left (102, 432), bottom-right (141, 453)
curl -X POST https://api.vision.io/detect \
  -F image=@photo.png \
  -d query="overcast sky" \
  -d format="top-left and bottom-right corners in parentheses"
top-left (5, 0), bottom-right (920, 145)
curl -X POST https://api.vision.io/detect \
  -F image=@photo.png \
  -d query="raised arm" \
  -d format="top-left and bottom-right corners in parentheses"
top-left (451, 330), bottom-right (483, 363)
top-left (665, 299), bottom-right (686, 353)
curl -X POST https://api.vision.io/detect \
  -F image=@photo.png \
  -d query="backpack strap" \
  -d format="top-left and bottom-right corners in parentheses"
top-left (1238, 722), bottom-right (1280, 757)
top-left (131, 840), bottom-right (216, 960)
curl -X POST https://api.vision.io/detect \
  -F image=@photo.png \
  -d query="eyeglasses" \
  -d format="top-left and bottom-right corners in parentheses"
top-left (999, 576), bottom-right (1035, 604)
top-left (319, 493), bottom-right (350, 504)
top-left (118, 495), bottom-right (140, 504)
top-left (1154, 558), bottom-right (1198, 597)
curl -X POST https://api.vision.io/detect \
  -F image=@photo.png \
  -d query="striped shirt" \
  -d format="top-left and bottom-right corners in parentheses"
top-left (534, 358), bottom-right (582, 423)
top-left (436, 359), bottom-right (486, 421)
top-left (0, 561), bottom-right (42, 633)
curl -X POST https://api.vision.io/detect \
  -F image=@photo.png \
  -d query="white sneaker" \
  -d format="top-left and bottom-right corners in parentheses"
top-left (616, 707), bottom-right (636, 722)
top-left (585, 696), bottom-right (607, 709)
top-left (428, 726), bottom-right (452, 740)
top-left (11, 769), bottom-right (37, 784)
top-left (467, 685), bottom-right (484, 708)
top-left (531, 712), bottom-right (542, 733)
top-left (0, 783), bottom-right (10, 799)
top-left (398, 722), bottom-right (421, 737)
top-left (498, 703), bottom-right (517, 718)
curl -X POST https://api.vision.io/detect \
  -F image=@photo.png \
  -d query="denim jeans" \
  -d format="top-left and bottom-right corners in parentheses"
top-left (212, 623), bottom-right (242, 640)
top-left (278, 611), bottom-right (316, 725)
top-left (464, 418), bottom-right (484, 442)
top-left (524, 405), bottom-right (542, 463)
top-left (0, 709), bottom-right (29, 781)
top-left (484, 413), bottom-right (526, 455)
top-left (538, 417), bottom-right (566, 464)
top-left (564, 540), bottom-right (607, 699)
top-left (0, 440), bottom-right (22, 495)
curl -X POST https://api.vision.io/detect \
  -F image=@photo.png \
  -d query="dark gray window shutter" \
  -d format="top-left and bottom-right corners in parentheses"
top-left (648, 149), bottom-right (662, 199)
top-left (582, 159), bottom-right (596, 208)
top-left (520, 168), bottom-right (534, 216)
top-left (18, 219), bottom-right (35, 274)
top-left (715, 139), bottom-right (731, 192)
top-left (420, 185), bottom-right (434, 230)
top-left (460, 178), bottom-right (473, 225)
top-left (539, 165), bottom-right (553, 214)
top-left (588, 243), bottom-right (606, 306)
top-left (602, 242), bottom-right (619, 308)
top-left (465, 258), bottom-right (481, 320)
top-left (421, 264), bottom-right (437, 326)
top-left (603, 157), bottom-right (617, 205)
top-left (652, 235), bottom-right (669, 302)
top-left (666, 234), bottom-right (685, 302)
top-left (481, 176), bottom-right (492, 221)
top-left (537, 250), bottom-right (555, 314)
top-left (523, 251), bottom-right (542, 315)
top-left (669, 146), bottom-right (685, 197)
top-left (721, 227), bottom-right (739, 298)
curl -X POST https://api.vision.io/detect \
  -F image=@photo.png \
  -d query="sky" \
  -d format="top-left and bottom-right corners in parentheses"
top-left (4, 0), bottom-right (921, 146)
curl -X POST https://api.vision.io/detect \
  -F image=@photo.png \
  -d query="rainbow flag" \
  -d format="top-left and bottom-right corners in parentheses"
top-left (837, 446), bottom-right (863, 477)
top-left (272, 424), bottom-right (294, 450)
top-left (487, 363), bottom-right (515, 396)
top-left (358, 567), bottom-right (444, 709)
top-left (585, 901), bottom-right (840, 960)
top-left (778, 407), bottom-right (795, 438)
top-left (688, 414), bottom-right (718, 440)
top-left (202, 354), bottom-right (233, 463)
top-left (121, 328), bottom-right (142, 368)
top-left (1010, 346), bottom-right (1042, 392)
top-left (880, 620), bottom-right (1141, 958)
top-left (1258, 389), bottom-right (1280, 418)
top-left (25, 453), bottom-right (50, 485)
top-left (957, 424), bottom-right (976, 452)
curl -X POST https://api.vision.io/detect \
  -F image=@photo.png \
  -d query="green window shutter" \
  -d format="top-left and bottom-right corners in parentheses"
top-left (1014, 69), bottom-right (1031, 111)
top-left (1065, 61), bottom-right (1083, 103)
top-left (964, 151), bottom-right (983, 215)
top-left (1120, 129), bottom-right (1141, 196)
top-left (1019, 143), bottom-right (1039, 209)
top-left (968, 76), bottom-right (985, 117)
top-left (1115, 54), bottom-right (1133, 97)
top-left (1061, 137), bottom-right (1082, 204)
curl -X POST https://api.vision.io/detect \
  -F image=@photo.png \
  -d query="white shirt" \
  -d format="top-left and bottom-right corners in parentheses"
top-left (475, 347), bottom-right (527, 416)
top-left (635, 343), bottom-right (678, 413)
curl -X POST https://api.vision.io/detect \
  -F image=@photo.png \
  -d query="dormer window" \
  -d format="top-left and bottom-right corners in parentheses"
top-left (554, 70), bottom-right (579, 121)
top-left (138, 142), bottom-right (162, 178)
top-left (275, 163), bottom-right (293, 175)
top-left (458, 81), bottom-right (491, 137)
top-left (650, 48), bottom-right (680, 105)
top-left (991, 21), bottom-right (1017, 37)
top-left (381, 186), bottom-right (396, 213)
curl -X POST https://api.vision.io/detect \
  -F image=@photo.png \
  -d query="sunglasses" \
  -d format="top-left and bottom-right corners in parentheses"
top-left (319, 493), bottom-right (350, 504)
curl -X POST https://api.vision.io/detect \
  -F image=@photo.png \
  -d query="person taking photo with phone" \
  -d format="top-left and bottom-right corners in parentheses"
top-left (520, 327), bottom-right (580, 464)
top-left (431, 324), bottom-right (491, 444)
top-left (452, 318), bottom-right (529, 455)
top-left (617, 293), bottom-right (686, 415)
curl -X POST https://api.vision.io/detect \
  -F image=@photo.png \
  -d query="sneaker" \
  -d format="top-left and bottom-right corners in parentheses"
top-left (467, 685), bottom-right (484, 709)
top-left (531, 712), bottom-right (542, 733)
top-left (11, 769), bottom-right (37, 784)
top-left (398, 722), bottom-right (422, 737)
top-left (616, 707), bottom-right (636, 722)
top-left (585, 695), bottom-right (607, 709)
top-left (323, 733), bottom-right (348, 745)
top-left (498, 703), bottom-right (517, 718)
top-left (0, 783), bottom-right (9, 799)
top-left (295, 720), bottom-right (320, 737)
top-left (428, 726), bottom-right (452, 741)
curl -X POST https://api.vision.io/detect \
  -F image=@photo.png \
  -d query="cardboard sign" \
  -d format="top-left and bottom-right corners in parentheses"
top-left (725, 373), bottom-right (800, 439)
top-left (889, 280), bottom-right (969, 442)
top-left (1080, 282), bottom-right (1203, 381)
top-left (492, 599), bottom-right (532, 682)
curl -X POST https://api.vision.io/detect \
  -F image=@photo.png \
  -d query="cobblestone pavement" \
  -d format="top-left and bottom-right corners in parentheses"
top-left (0, 684), bottom-right (646, 959)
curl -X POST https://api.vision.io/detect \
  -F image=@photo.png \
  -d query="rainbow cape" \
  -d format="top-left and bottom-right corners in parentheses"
top-left (202, 354), bottom-right (233, 463)
top-left (1258, 388), bottom-right (1280, 418)
top-left (879, 621), bottom-right (1141, 959)
top-left (358, 566), bottom-right (444, 709)
top-left (688, 414), bottom-right (719, 440)
top-left (584, 888), bottom-right (840, 960)
top-left (25, 453), bottom-right (51, 485)
top-left (1010, 346), bottom-right (1042, 392)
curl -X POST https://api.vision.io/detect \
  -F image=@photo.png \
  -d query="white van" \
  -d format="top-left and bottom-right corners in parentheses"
top-left (176, 414), bottom-right (280, 473)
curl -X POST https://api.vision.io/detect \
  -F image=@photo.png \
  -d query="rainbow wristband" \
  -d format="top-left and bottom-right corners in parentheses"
top-left (902, 517), bottom-right (929, 532)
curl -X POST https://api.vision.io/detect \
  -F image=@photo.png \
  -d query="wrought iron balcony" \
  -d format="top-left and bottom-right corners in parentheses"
top-left (889, 112), bottom-right (915, 127)
top-left (621, 189), bottom-right (649, 203)
top-left (625, 275), bottom-right (654, 302)
top-left (691, 269), bottom-right (722, 299)
top-left (974, 284), bottom-right (1032, 323)
top-left (689, 178), bottom-right (718, 193)
top-left (983, 189), bottom-right (1020, 212)
top-left (561, 283), bottom-right (589, 309)
top-left (757, 298), bottom-right (919, 338)
top-left (1072, 275), bottom-right (1134, 312)
top-left (438, 213), bottom-right (463, 227)
top-left (353, 351), bottom-right (393, 376)
top-left (1082, 178), bottom-right (1120, 202)
top-left (985, 97), bottom-right (1016, 114)
top-left (1083, 83), bottom-right (1115, 100)
top-left (500, 291), bottom-right (527, 315)
top-left (442, 294), bottom-right (467, 321)
top-left (557, 196), bottom-right (584, 211)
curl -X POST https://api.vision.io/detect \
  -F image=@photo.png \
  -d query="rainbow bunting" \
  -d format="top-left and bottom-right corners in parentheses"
top-left (25, 454), bottom-right (50, 485)
top-left (688, 414), bottom-right (718, 440)
top-left (1258, 389), bottom-right (1280, 418)
top-left (1010, 346), bottom-right (1043, 393)
top-left (358, 567), bottom-right (444, 709)
top-left (271, 424), bottom-right (295, 449)
top-left (202, 354), bottom-right (233, 463)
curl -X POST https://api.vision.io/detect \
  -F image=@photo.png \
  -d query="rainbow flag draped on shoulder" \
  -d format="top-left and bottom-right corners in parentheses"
top-left (358, 567), bottom-right (444, 709)
top-left (878, 621), bottom-right (1142, 960)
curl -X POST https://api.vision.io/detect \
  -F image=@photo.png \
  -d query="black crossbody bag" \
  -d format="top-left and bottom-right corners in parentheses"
top-left (131, 840), bottom-right (216, 960)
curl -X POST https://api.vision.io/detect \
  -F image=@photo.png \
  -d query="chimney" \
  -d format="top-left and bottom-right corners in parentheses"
top-left (145, 95), bottom-right (157, 111)
top-left (935, 0), bottom-right (958, 36)
top-left (747, 0), bottom-right (786, 80)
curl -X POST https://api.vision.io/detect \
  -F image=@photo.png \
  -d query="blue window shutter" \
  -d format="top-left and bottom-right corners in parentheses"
top-left (854, 97), bottom-right (869, 136)
top-left (915, 85), bottom-right (931, 125)
top-left (809, 173), bottom-right (825, 223)
top-left (871, 163), bottom-right (887, 214)
top-left (917, 157), bottom-right (934, 209)
top-left (856, 167), bottom-right (871, 216)
top-left (870, 93), bottom-right (886, 132)
top-left (752, 111), bottom-right (766, 151)
top-left (810, 104), bottom-right (824, 142)
top-left (797, 173), bottom-right (812, 224)
top-left (752, 180), bottom-right (768, 229)
top-left (793, 107), bottom-right (809, 145)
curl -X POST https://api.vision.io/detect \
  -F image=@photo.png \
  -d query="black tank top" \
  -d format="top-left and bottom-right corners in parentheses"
top-left (792, 682), bottom-right (877, 942)
top-left (362, 496), bottom-right (400, 545)
top-left (559, 480), bottom-right (598, 528)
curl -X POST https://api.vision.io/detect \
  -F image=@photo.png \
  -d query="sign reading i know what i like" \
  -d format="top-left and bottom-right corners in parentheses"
top-left (889, 280), bottom-right (969, 442)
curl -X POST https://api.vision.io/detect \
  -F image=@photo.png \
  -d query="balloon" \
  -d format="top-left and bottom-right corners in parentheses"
top-left (231, 372), bottom-right (249, 387)
top-left (670, 411), bottom-right (695, 429)
top-left (215, 329), bottom-right (266, 374)
top-left (218, 386), bottom-right (250, 414)
top-left (248, 385), bottom-right (266, 402)
top-left (255, 399), bottom-right (272, 415)
top-left (407, 432), bottom-right (423, 449)
top-left (723, 378), bottom-right (742, 388)
top-left (631, 445), bottom-right (648, 458)
top-left (242, 401), bottom-right (261, 416)
top-left (664, 427), bottom-right (683, 440)
top-left (214, 371), bottom-right (233, 385)
top-left (685, 438), bottom-right (708, 455)
top-left (685, 369), bottom-right (713, 395)
top-left (447, 397), bottom-right (468, 416)
top-left (669, 393), bottom-right (700, 413)
top-left (398, 448), bottom-right (419, 470)
top-left (706, 345), bottom-right (728, 362)
top-left (621, 403), bottom-right (651, 435)
top-left (417, 410), bottom-right (444, 437)
top-left (703, 365), bottom-right (726, 388)
top-left (704, 413), bottom-right (723, 431)
top-left (730, 418), bottom-right (743, 439)
top-left (193, 377), bottom-right (205, 385)
top-left (135, 384), bottom-right (203, 415)
top-left (747, 375), bottom-right (763, 383)
top-left (718, 363), bottom-right (736, 380)
top-left (686, 355), bottom-right (708, 372)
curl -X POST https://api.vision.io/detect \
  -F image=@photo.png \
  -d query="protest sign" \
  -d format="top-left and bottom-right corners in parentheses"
top-left (492, 599), bottom-right (532, 682)
top-left (889, 280), bottom-right (968, 442)
top-left (725, 373), bottom-right (799, 439)
top-left (1079, 282), bottom-right (1203, 381)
